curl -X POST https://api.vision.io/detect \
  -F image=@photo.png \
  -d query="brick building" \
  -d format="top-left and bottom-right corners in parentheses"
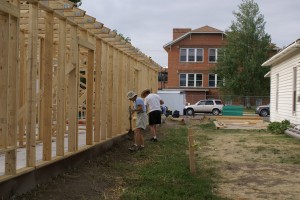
top-left (163, 25), bottom-right (226, 104)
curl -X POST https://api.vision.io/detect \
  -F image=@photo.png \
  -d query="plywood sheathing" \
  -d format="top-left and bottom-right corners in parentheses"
top-left (0, 0), bottom-right (161, 182)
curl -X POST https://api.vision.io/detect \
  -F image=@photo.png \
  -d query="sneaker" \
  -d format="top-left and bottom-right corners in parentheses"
top-left (150, 137), bottom-right (158, 142)
top-left (128, 145), bottom-right (139, 151)
top-left (138, 145), bottom-right (144, 150)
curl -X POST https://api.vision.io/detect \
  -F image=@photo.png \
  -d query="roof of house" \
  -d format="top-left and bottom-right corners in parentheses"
top-left (262, 39), bottom-right (300, 67)
top-left (163, 25), bottom-right (224, 49)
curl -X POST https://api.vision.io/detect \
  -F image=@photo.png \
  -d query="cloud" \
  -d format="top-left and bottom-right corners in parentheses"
top-left (81, 0), bottom-right (300, 66)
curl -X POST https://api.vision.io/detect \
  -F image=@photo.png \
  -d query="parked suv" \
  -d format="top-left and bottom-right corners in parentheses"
top-left (184, 99), bottom-right (224, 116)
top-left (255, 104), bottom-right (270, 117)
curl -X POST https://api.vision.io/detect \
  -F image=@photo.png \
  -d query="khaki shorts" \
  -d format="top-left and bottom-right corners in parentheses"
top-left (136, 112), bottom-right (148, 130)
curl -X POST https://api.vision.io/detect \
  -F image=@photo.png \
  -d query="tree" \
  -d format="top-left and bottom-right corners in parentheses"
top-left (214, 0), bottom-right (272, 97)
top-left (69, 0), bottom-right (82, 7)
top-left (113, 29), bottom-right (131, 43)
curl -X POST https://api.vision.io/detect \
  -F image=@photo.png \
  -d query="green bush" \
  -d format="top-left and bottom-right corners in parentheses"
top-left (267, 120), bottom-right (290, 134)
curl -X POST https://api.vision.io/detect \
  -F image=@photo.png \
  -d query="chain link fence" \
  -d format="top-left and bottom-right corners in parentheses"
top-left (188, 94), bottom-right (270, 108)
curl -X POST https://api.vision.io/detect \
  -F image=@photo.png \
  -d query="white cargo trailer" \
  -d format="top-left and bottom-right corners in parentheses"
top-left (157, 90), bottom-right (186, 115)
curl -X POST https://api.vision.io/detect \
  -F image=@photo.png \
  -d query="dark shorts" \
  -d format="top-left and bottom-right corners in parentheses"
top-left (148, 110), bottom-right (161, 125)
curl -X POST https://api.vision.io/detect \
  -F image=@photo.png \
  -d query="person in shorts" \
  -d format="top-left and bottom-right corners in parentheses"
top-left (141, 89), bottom-right (164, 141)
top-left (127, 91), bottom-right (148, 151)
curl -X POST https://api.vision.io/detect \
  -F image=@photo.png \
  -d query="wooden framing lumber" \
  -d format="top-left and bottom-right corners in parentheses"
top-left (85, 49), bottom-right (94, 145)
top-left (26, 2), bottom-right (38, 167)
top-left (1, 0), bottom-right (161, 183)
top-left (106, 45), bottom-right (113, 138)
top-left (56, 17), bottom-right (67, 156)
top-left (41, 10), bottom-right (54, 161)
top-left (5, 0), bottom-right (19, 174)
top-left (93, 39), bottom-right (102, 142)
top-left (100, 42), bottom-right (108, 141)
top-left (67, 23), bottom-right (79, 152)
top-left (0, 0), bottom-right (20, 18)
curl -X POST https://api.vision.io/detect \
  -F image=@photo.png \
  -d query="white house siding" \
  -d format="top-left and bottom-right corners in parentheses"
top-left (269, 53), bottom-right (300, 124)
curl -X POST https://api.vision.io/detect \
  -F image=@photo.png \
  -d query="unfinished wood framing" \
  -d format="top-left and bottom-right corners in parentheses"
top-left (0, 0), bottom-right (161, 182)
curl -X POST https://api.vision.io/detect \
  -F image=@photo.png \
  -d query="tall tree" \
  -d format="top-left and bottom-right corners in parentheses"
top-left (215, 0), bottom-right (271, 96)
top-left (69, 0), bottom-right (82, 7)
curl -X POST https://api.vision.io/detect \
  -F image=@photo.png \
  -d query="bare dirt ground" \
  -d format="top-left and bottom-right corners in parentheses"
top-left (15, 121), bottom-right (179, 200)
top-left (14, 117), bottom-right (300, 200)
top-left (193, 118), bottom-right (300, 200)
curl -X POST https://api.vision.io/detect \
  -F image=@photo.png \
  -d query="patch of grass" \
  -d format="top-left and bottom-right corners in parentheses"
top-left (121, 127), bottom-right (224, 200)
top-left (279, 155), bottom-right (300, 164)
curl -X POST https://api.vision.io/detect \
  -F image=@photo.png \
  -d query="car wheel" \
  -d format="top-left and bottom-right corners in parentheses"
top-left (260, 109), bottom-right (268, 117)
top-left (186, 108), bottom-right (194, 116)
top-left (212, 109), bottom-right (220, 115)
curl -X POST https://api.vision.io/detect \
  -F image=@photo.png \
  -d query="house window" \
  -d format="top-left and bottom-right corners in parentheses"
top-left (209, 48), bottom-right (218, 62)
top-left (180, 48), bottom-right (203, 62)
top-left (188, 49), bottom-right (195, 62)
top-left (179, 73), bottom-right (203, 87)
top-left (292, 67), bottom-right (297, 112)
top-left (208, 74), bottom-right (222, 87)
top-left (180, 49), bottom-right (187, 62)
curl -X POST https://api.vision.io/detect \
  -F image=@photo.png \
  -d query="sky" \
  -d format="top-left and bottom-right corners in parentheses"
top-left (81, 0), bottom-right (300, 67)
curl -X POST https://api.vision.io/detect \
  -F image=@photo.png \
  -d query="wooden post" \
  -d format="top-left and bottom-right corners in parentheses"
top-left (188, 129), bottom-right (196, 174)
top-left (41, 10), bottom-right (54, 161)
top-left (100, 42), bottom-right (108, 140)
top-left (26, 2), bottom-right (38, 167)
top-left (38, 37), bottom-right (45, 141)
top-left (86, 49), bottom-right (94, 145)
top-left (106, 45), bottom-right (113, 138)
top-left (56, 18), bottom-right (67, 156)
top-left (117, 52), bottom-right (124, 135)
top-left (94, 39), bottom-right (102, 142)
top-left (0, 8), bottom-right (9, 151)
top-left (111, 49), bottom-right (119, 136)
top-left (5, 0), bottom-right (19, 174)
top-left (67, 24), bottom-right (79, 152)
top-left (18, 30), bottom-right (26, 147)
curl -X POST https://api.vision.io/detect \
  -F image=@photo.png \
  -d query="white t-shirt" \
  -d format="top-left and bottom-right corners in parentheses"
top-left (144, 93), bottom-right (162, 113)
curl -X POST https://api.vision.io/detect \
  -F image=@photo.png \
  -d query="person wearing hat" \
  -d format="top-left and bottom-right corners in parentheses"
top-left (141, 89), bottom-right (164, 141)
top-left (127, 91), bottom-right (148, 151)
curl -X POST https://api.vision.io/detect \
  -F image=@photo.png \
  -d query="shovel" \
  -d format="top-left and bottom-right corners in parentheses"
top-left (126, 106), bottom-right (134, 140)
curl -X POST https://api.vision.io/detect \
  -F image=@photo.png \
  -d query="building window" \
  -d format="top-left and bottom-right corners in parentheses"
top-left (179, 73), bottom-right (203, 87)
top-left (292, 67), bottom-right (297, 112)
top-left (208, 74), bottom-right (222, 87)
top-left (180, 48), bottom-right (203, 62)
top-left (209, 48), bottom-right (218, 62)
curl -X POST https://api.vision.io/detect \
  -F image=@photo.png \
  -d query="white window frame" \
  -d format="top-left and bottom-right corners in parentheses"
top-left (180, 48), bottom-right (203, 62)
top-left (179, 73), bottom-right (203, 87)
top-left (208, 48), bottom-right (218, 63)
top-left (208, 74), bottom-right (222, 88)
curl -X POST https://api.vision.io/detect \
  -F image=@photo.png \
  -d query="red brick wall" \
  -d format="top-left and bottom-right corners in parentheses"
top-left (173, 28), bottom-right (191, 40)
top-left (164, 31), bottom-right (226, 104)
top-left (166, 33), bottom-right (225, 88)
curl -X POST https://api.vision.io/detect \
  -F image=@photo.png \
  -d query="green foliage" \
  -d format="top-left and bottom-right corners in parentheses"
top-left (113, 29), bottom-right (131, 43)
top-left (69, 0), bottom-right (82, 7)
top-left (214, 0), bottom-right (271, 96)
top-left (267, 120), bottom-right (290, 134)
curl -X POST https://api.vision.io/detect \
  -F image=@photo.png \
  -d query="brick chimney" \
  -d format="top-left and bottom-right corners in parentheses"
top-left (173, 28), bottom-right (191, 40)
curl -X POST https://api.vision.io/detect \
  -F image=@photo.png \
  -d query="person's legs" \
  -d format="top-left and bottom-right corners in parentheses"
top-left (129, 128), bottom-right (140, 151)
top-left (149, 124), bottom-right (157, 138)
top-left (136, 128), bottom-right (144, 149)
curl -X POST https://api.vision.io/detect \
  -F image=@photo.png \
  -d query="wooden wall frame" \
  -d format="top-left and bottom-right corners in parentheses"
top-left (0, 0), bottom-right (161, 183)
